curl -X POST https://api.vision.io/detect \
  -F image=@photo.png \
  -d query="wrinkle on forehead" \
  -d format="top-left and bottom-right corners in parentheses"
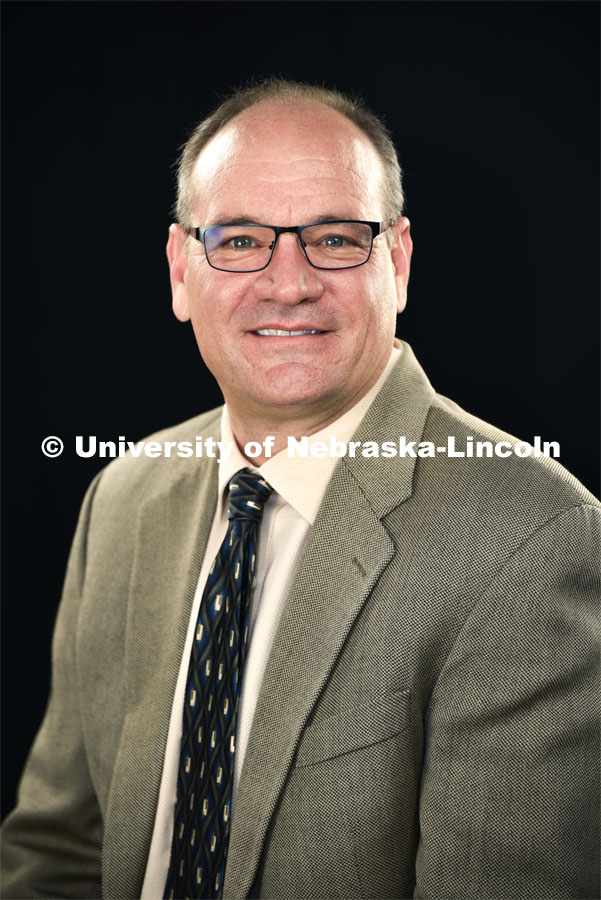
top-left (200, 156), bottom-right (367, 178)
top-left (194, 135), bottom-right (374, 179)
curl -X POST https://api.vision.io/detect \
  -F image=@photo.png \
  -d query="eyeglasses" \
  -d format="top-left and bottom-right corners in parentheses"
top-left (186, 219), bottom-right (395, 272)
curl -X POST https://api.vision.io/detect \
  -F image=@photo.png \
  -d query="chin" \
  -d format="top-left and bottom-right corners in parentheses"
top-left (253, 386), bottom-right (329, 410)
top-left (247, 370), bottom-right (341, 413)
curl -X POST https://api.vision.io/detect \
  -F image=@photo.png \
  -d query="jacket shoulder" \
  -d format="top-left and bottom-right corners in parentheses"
top-left (91, 405), bottom-right (222, 508)
top-left (422, 393), bottom-right (599, 524)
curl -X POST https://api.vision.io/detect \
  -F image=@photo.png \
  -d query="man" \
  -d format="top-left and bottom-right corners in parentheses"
top-left (2, 79), bottom-right (599, 900)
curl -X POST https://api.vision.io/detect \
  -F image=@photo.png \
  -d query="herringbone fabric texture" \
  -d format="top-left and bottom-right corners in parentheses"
top-left (164, 469), bottom-right (272, 900)
top-left (2, 345), bottom-right (599, 900)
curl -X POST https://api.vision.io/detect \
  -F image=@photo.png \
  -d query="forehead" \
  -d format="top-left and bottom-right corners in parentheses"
top-left (189, 101), bottom-right (386, 223)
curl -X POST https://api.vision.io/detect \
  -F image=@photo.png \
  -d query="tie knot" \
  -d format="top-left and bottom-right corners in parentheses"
top-left (227, 468), bottom-right (273, 522)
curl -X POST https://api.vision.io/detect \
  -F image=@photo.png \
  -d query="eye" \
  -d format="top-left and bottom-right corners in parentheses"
top-left (322, 234), bottom-right (346, 248)
top-left (230, 235), bottom-right (255, 249)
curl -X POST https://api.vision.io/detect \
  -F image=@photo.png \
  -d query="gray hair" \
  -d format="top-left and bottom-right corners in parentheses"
top-left (174, 78), bottom-right (405, 234)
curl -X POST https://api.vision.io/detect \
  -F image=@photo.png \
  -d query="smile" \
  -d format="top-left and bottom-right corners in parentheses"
top-left (254, 329), bottom-right (324, 336)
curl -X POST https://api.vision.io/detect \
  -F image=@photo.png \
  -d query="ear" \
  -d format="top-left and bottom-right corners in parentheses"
top-left (167, 223), bottom-right (191, 322)
top-left (389, 216), bottom-right (413, 314)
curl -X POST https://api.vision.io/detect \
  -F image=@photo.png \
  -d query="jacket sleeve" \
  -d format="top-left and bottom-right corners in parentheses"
top-left (1, 472), bottom-right (105, 900)
top-left (414, 502), bottom-right (601, 900)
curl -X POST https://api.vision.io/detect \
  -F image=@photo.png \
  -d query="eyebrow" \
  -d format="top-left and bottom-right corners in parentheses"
top-left (210, 214), bottom-right (360, 227)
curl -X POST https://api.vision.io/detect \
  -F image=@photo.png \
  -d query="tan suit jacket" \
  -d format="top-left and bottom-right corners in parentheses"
top-left (2, 343), bottom-right (600, 899)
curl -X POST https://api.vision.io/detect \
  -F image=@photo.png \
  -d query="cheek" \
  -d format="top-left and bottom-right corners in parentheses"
top-left (367, 258), bottom-right (398, 314)
top-left (187, 270), bottom-right (228, 330)
top-left (186, 276), bottom-right (251, 372)
top-left (354, 269), bottom-right (395, 328)
top-left (190, 262), bottom-right (254, 319)
top-left (184, 277), bottom-right (220, 352)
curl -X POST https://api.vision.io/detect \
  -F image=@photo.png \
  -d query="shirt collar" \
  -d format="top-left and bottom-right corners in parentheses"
top-left (218, 341), bottom-right (402, 525)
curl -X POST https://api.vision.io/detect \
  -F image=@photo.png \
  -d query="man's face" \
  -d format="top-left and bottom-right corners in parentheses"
top-left (168, 101), bottom-right (412, 430)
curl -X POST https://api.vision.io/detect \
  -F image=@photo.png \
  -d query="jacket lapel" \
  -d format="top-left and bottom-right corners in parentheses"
top-left (223, 465), bottom-right (394, 899)
top-left (103, 457), bottom-right (219, 899)
top-left (224, 343), bottom-right (435, 898)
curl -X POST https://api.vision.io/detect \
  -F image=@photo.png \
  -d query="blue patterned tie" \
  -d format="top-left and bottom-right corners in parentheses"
top-left (164, 468), bottom-right (273, 900)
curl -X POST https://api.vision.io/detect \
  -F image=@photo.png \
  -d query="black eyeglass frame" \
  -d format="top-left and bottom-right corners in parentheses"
top-left (185, 219), bottom-right (396, 272)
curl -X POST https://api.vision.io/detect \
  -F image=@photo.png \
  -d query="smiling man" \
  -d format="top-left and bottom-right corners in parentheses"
top-left (2, 80), bottom-right (600, 900)
top-left (168, 98), bottom-right (411, 455)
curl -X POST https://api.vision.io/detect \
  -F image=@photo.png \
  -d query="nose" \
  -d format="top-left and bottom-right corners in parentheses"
top-left (252, 232), bottom-right (325, 305)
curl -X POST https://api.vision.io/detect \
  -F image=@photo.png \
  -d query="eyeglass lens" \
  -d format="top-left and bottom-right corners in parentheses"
top-left (204, 223), bottom-right (374, 271)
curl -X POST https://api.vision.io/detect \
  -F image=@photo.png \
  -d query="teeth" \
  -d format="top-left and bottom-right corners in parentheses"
top-left (256, 329), bottom-right (321, 336)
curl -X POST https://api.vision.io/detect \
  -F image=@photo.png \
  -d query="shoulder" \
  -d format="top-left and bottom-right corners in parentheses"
top-left (414, 392), bottom-right (599, 554)
top-left (90, 405), bottom-right (222, 512)
top-left (429, 392), bottom-right (596, 499)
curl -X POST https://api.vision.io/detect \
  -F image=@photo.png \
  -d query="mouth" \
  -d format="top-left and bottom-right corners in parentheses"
top-left (254, 328), bottom-right (325, 337)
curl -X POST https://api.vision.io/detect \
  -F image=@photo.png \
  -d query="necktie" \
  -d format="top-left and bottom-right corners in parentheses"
top-left (164, 468), bottom-right (273, 900)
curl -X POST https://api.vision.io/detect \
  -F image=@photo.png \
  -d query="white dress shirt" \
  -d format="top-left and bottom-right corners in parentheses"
top-left (141, 343), bottom-right (402, 898)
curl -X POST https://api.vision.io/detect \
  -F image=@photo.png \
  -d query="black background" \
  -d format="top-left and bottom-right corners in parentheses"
top-left (2, 0), bottom-right (599, 818)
